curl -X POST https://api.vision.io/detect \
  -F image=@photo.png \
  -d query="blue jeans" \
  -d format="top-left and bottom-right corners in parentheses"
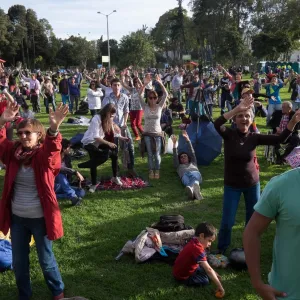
top-left (144, 136), bottom-right (162, 170)
top-left (218, 182), bottom-right (260, 252)
top-left (11, 215), bottom-right (64, 300)
top-left (54, 173), bottom-right (85, 199)
top-left (182, 266), bottom-right (209, 287)
top-left (61, 94), bottom-right (69, 105)
top-left (267, 103), bottom-right (282, 123)
top-left (181, 171), bottom-right (202, 187)
top-left (44, 95), bottom-right (56, 114)
top-left (220, 92), bottom-right (232, 114)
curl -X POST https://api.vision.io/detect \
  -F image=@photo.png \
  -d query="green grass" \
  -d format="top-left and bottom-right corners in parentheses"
top-left (0, 83), bottom-right (292, 300)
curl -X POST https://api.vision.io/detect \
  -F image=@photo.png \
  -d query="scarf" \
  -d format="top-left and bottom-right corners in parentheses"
top-left (14, 142), bottom-right (41, 166)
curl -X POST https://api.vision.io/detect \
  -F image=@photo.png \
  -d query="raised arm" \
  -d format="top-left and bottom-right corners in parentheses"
top-left (155, 75), bottom-right (168, 107)
top-left (21, 73), bottom-right (30, 82)
top-left (120, 72), bottom-right (133, 92)
top-left (171, 135), bottom-right (180, 168)
top-left (2, 89), bottom-right (15, 104)
top-left (0, 102), bottom-right (19, 164)
top-left (44, 104), bottom-right (69, 172)
top-left (182, 130), bottom-right (197, 164)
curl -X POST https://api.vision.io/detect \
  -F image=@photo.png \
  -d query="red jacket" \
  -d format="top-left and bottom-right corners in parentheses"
top-left (0, 128), bottom-right (64, 240)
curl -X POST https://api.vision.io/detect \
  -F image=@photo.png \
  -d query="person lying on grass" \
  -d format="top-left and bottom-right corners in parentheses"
top-left (173, 223), bottom-right (225, 297)
top-left (171, 131), bottom-right (203, 200)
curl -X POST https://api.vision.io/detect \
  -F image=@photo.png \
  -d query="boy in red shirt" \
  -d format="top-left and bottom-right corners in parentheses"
top-left (173, 223), bottom-right (225, 296)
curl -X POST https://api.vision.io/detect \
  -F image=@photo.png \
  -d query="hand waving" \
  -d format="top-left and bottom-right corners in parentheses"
top-left (238, 97), bottom-right (254, 112)
top-left (49, 103), bottom-right (69, 132)
top-left (0, 101), bottom-right (19, 124)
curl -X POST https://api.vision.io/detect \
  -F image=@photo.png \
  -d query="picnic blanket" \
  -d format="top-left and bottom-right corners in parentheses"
top-left (96, 176), bottom-right (149, 191)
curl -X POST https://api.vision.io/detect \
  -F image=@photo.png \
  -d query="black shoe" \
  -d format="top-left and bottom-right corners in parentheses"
top-left (71, 197), bottom-right (82, 206)
top-left (127, 169), bottom-right (138, 178)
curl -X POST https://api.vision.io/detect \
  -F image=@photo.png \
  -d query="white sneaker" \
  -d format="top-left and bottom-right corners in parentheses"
top-left (112, 176), bottom-right (123, 186)
top-left (185, 186), bottom-right (194, 200)
top-left (193, 183), bottom-right (203, 200)
top-left (89, 184), bottom-right (97, 193)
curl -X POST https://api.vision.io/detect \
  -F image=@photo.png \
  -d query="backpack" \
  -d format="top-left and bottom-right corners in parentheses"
top-left (151, 215), bottom-right (187, 232)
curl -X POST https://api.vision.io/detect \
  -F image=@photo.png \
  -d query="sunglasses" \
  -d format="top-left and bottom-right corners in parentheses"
top-left (149, 96), bottom-right (158, 100)
top-left (17, 131), bottom-right (38, 137)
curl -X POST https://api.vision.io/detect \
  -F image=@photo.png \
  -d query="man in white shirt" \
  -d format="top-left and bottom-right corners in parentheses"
top-left (171, 69), bottom-right (184, 103)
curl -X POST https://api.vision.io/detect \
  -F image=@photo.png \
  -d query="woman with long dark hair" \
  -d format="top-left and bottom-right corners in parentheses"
top-left (0, 102), bottom-right (68, 300)
top-left (79, 103), bottom-right (129, 192)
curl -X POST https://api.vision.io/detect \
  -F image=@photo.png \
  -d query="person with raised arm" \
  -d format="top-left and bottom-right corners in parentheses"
top-left (0, 102), bottom-right (69, 300)
top-left (214, 96), bottom-right (300, 254)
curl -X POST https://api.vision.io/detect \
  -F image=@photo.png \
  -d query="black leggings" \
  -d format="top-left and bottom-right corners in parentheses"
top-left (78, 144), bottom-right (118, 185)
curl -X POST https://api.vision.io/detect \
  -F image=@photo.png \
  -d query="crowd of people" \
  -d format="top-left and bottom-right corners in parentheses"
top-left (0, 61), bottom-right (300, 300)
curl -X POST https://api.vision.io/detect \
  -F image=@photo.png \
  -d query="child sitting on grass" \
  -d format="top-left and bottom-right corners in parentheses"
top-left (173, 222), bottom-right (225, 297)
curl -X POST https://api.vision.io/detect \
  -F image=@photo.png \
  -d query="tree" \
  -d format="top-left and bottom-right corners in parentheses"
top-left (118, 29), bottom-right (156, 68)
top-left (151, 8), bottom-right (197, 62)
top-left (99, 39), bottom-right (119, 67)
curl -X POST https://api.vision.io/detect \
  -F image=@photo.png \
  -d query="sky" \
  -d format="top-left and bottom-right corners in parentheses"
top-left (1, 0), bottom-right (192, 41)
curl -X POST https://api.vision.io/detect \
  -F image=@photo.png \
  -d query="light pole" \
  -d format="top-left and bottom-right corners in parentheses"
top-left (97, 10), bottom-right (116, 69)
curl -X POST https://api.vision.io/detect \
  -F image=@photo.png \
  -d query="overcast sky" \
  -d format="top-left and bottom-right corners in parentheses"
top-left (1, 0), bottom-right (191, 41)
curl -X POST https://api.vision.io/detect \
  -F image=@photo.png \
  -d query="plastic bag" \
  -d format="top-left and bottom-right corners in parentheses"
top-left (166, 137), bottom-right (178, 154)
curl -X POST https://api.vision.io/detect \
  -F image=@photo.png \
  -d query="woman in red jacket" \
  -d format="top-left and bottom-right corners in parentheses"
top-left (0, 102), bottom-right (68, 300)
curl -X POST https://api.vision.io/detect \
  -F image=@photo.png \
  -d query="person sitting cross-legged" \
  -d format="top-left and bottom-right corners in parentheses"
top-left (171, 131), bottom-right (203, 200)
top-left (54, 138), bottom-right (85, 206)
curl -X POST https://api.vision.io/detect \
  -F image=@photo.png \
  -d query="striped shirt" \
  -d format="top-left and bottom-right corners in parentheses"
top-left (12, 166), bottom-right (43, 218)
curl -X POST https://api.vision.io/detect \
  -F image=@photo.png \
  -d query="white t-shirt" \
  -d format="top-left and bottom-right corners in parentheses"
top-left (87, 88), bottom-right (103, 110)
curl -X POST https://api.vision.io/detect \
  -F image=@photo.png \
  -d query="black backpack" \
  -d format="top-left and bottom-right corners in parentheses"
top-left (151, 215), bottom-right (187, 232)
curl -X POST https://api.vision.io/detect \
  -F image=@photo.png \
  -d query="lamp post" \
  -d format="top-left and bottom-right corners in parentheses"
top-left (97, 10), bottom-right (116, 69)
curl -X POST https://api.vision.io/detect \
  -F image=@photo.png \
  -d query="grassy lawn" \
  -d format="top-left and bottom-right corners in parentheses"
top-left (0, 83), bottom-right (292, 300)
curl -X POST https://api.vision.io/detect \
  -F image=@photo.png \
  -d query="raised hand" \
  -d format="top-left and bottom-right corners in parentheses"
top-left (238, 97), bottom-right (254, 112)
top-left (291, 109), bottom-right (300, 124)
top-left (171, 134), bottom-right (177, 144)
top-left (181, 130), bottom-right (190, 141)
top-left (0, 101), bottom-right (19, 124)
top-left (155, 74), bottom-right (161, 82)
top-left (49, 103), bottom-right (69, 132)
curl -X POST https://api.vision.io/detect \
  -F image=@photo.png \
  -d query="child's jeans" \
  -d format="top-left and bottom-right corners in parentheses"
top-left (179, 266), bottom-right (209, 287)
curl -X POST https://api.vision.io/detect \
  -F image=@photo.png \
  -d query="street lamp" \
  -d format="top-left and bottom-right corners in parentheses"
top-left (97, 10), bottom-right (117, 69)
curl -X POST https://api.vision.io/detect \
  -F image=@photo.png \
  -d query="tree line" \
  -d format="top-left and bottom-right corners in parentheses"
top-left (1, 1), bottom-right (300, 69)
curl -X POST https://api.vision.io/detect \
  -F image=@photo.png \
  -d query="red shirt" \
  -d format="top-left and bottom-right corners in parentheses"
top-left (173, 237), bottom-right (207, 280)
top-left (0, 99), bottom-right (7, 115)
top-left (0, 128), bottom-right (64, 240)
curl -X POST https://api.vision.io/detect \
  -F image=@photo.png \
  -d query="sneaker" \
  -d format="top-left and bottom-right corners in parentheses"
top-left (185, 186), bottom-right (194, 200)
top-left (149, 170), bottom-right (154, 179)
top-left (71, 196), bottom-right (82, 206)
top-left (154, 170), bottom-right (160, 179)
top-left (53, 292), bottom-right (64, 300)
top-left (193, 183), bottom-right (203, 200)
top-left (112, 176), bottom-right (123, 186)
top-left (89, 184), bottom-right (98, 193)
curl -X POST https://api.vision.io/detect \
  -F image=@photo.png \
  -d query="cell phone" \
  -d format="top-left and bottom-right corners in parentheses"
top-left (0, 85), bottom-right (6, 91)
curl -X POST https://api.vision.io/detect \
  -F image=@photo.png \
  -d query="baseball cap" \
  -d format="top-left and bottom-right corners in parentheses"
top-left (241, 88), bottom-right (254, 95)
